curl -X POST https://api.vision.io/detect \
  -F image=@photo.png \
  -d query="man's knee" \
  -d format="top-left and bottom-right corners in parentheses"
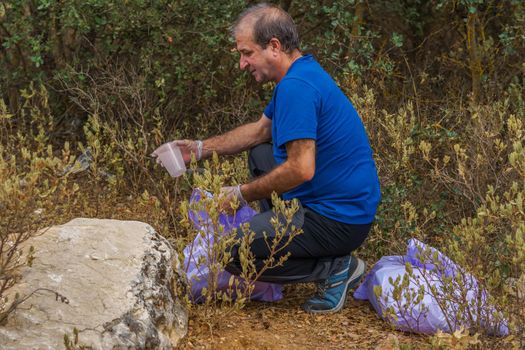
top-left (249, 143), bottom-right (273, 161)
top-left (225, 258), bottom-right (242, 276)
top-left (248, 143), bottom-right (274, 177)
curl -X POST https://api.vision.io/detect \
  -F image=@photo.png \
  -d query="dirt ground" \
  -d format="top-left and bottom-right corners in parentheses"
top-left (178, 283), bottom-right (428, 350)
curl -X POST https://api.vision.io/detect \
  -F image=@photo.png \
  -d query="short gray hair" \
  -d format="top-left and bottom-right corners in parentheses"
top-left (232, 3), bottom-right (300, 54)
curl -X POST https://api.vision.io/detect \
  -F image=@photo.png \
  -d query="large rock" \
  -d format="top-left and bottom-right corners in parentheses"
top-left (0, 218), bottom-right (187, 349)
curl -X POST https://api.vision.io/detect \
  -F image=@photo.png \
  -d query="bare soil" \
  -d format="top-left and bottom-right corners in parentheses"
top-left (178, 284), bottom-right (428, 350)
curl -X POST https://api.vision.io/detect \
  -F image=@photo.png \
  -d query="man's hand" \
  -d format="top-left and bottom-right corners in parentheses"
top-left (170, 139), bottom-right (203, 164)
top-left (219, 185), bottom-right (248, 214)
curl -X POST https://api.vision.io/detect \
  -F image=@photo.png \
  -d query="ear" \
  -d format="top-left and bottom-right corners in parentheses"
top-left (268, 38), bottom-right (282, 56)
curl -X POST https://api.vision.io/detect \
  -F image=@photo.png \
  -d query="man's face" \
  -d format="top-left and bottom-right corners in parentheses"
top-left (236, 30), bottom-right (276, 83)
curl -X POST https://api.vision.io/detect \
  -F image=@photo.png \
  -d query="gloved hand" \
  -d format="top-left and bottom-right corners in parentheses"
top-left (169, 139), bottom-right (203, 164)
top-left (219, 185), bottom-right (248, 214)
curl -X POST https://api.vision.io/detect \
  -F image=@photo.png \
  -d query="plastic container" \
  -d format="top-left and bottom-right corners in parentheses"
top-left (153, 142), bottom-right (186, 177)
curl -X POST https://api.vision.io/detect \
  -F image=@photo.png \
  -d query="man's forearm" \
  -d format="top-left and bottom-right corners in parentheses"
top-left (201, 117), bottom-right (271, 158)
top-left (240, 161), bottom-right (306, 202)
top-left (241, 138), bottom-right (316, 203)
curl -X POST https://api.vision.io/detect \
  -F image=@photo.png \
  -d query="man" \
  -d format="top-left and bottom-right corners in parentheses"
top-left (172, 3), bottom-right (380, 313)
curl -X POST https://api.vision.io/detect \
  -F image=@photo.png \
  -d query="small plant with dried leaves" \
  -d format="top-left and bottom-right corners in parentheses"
top-left (178, 153), bottom-right (301, 312)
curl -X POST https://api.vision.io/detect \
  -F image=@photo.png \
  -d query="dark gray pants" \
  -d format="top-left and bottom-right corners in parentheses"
top-left (225, 143), bottom-right (371, 284)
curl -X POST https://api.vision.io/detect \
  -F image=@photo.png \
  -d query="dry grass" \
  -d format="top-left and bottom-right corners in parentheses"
top-left (179, 283), bottom-right (429, 350)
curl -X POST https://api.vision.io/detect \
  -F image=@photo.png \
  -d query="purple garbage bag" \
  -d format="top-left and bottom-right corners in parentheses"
top-left (354, 239), bottom-right (508, 335)
top-left (183, 189), bottom-right (283, 303)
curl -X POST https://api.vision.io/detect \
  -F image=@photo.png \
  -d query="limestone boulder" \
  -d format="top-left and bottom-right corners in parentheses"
top-left (0, 218), bottom-right (187, 349)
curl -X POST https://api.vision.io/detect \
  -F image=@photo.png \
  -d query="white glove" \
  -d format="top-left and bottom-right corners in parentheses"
top-left (220, 185), bottom-right (248, 212)
top-left (171, 139), bottom-right (203, 163)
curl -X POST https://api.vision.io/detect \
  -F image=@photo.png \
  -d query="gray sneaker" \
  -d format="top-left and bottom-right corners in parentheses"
top-left (302, 256), bottom-right (366, 314)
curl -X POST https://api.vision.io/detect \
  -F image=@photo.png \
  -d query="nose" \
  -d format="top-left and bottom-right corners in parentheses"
top-left (239, 55), bottom-right (249, 70)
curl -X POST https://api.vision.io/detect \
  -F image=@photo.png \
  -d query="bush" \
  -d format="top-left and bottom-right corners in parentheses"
top-left (1, 1), bottom-right (524, 347)
top-left (178, 155), bottom-right (302, 311)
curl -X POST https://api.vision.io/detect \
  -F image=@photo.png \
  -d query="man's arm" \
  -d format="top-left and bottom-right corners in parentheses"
top-left (240, 138), bottom-right (316, 202)
top-left (201, 114), bottom-right (272, 158)
top-left (172, 114), bottom-right (271, 163)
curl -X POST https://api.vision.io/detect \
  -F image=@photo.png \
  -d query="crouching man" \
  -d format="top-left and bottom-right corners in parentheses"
top-left (172, 3), bottom-right (380, 313)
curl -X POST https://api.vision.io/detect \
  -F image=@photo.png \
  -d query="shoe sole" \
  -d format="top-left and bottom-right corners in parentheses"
top-left (307, 258), bottom-right (366, 314)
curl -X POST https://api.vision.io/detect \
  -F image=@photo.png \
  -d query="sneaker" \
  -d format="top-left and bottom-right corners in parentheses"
top-left (302, 256), bottom-right (366, 314)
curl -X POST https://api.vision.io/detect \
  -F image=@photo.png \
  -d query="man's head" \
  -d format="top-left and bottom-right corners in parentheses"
top-left (231, 3), bottom-right (300, 83)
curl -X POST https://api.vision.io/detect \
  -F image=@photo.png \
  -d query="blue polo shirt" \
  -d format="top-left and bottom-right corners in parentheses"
top-left (263, 54), bottom-right (380, 224)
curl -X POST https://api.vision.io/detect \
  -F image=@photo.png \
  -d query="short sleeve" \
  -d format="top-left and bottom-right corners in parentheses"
top-left (272, 78), bottom-right (320, 148)
top-left (264, 97), bottom-right (275, 120)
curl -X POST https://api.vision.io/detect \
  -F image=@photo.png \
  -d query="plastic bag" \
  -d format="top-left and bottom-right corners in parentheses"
top-left (183, 189), bottom-right (283, 303)
top-left (353, 239), bottom-right (508, 335)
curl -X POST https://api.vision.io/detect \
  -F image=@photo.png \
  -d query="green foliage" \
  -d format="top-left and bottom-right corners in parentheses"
top-left (0, 86), bottom-right (82, 324)
top-left (0, 1), bottom-right (525, 347)
top-left (178, 154), bottom-right (301, 312)
top-left (64, 327), bottom-right (87, 350)
top-left (1, 0), bottom-right (258, 138)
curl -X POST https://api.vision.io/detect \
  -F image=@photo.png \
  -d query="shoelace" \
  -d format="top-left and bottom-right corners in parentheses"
top-left (312, 281), bottom-right (329, 299)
